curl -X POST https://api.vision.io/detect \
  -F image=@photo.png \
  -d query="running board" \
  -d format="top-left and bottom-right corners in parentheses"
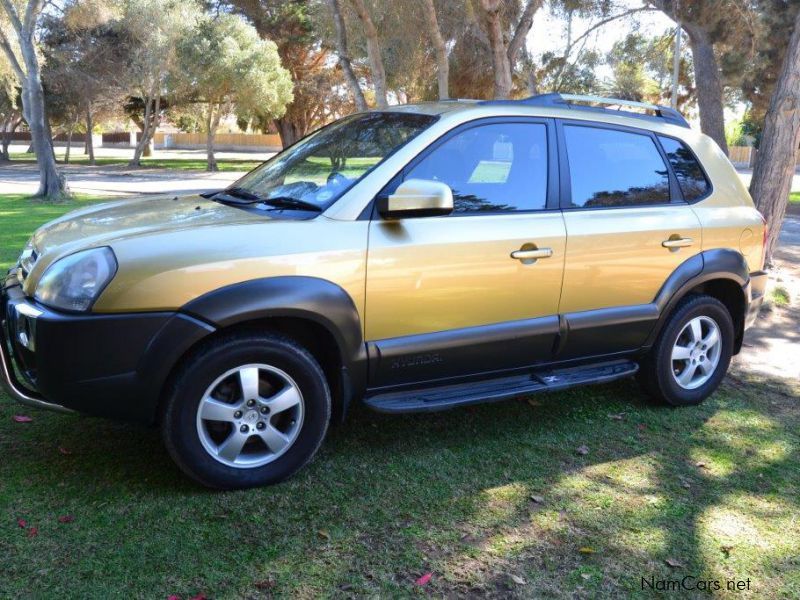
top-left (364, 360), bottom-right (638, 414)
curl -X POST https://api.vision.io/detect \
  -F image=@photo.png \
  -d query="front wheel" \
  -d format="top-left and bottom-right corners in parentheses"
top-left (638, 294), bottom-right (734, 406)
top-left (161, 332), bottom-right (331, 489)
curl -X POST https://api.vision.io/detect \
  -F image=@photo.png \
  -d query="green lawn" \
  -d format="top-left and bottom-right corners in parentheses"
top-left (790, 192), bottom-right (800, 204)
top-left (1, 194), bottom-right (798, 598)
top-left (8, 152), bottom-right (263, 172)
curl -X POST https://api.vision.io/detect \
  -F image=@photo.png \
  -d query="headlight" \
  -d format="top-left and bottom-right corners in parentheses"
top-left (34, 247), bottom-right (117, 312)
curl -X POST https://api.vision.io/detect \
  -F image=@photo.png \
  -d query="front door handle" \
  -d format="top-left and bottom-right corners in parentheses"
top-left (511, 247), bottom-right (553, 261)
top-left (662, 237), bottom-right (693, 249)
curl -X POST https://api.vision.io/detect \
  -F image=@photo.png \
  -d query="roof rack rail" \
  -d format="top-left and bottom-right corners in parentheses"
top-left (481, 93), bottom-right (691, 129)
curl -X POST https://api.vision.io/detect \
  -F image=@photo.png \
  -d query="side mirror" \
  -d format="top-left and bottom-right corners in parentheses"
top-left (377, 179), bottom-right (454, 219)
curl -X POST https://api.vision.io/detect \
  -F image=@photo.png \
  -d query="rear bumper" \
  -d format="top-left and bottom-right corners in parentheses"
top-left (744, 270), bottom-right (768, 330)
top-left (1, 272), bottom-right (214, 422)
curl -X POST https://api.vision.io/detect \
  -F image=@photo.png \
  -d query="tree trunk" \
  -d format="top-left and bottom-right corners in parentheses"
top-left (20, 68), bottom-right (67, 198)
top-left (0, 116), bottom-right (19, 160)
top-left (130, 92), bottom-right (160, 165)
top-left (205, 104), bottom-right (220, 172)
top-left (64, 126), bottom-right (73, 164)
top-left (85, 109), bottom-right (95, 165)
top-left (481, 0), bottom-right (513, 99)
top-left (421, 0), bottom-right (449, 100)
top-left (683, 23), bottom-right (729, 155)
top-left (749, 10), bottom-right (800, 265)
top-left (350, 0), bottom-right (388, 108)
top-left (274, 116), bottom-right (304, 148)
top-left (328, 0), bottom-right (368, 110)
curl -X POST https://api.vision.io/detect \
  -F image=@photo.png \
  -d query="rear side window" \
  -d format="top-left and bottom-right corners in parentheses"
top-left (405, 122), bottom-right (548, 213)
top-left (564, 125), bottom-right (670, 208)
top-left (658, 136), bottom-right (710, 201)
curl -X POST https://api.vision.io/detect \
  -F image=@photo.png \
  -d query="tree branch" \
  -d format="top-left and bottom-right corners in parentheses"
top-left (508, 0), bottom-right (543, 64)
top-left (568, 7), bottom-right (655, 52)
top-left (0, 0), bottom-right (23, 34)
top-left (0, 29), bottom-right (25, 80)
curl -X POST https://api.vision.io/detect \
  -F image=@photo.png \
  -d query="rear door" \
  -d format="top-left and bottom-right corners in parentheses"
top-left (365, 118), bottom-right (567, 386)
top-left (557, 121), bottom-right (703, 358)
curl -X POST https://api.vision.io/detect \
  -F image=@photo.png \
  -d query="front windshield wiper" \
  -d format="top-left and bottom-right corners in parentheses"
top-left (258, 196), bottom-right (322, 212)
top-left (210, 190), bottom-right (322, 212)
top-left (208, 186), bottom-right (262, 202)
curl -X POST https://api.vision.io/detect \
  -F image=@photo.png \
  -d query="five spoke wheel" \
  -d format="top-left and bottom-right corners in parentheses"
top-left (196, 364), bottom-right (304, 468)
top-left (671, 316), bottom-right (722, 390)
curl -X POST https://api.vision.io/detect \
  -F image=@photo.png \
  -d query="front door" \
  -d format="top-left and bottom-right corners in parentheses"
top-left (365, 119), bottom-right (567, 386)
top-left (556, 121), bottom-right (703, 357)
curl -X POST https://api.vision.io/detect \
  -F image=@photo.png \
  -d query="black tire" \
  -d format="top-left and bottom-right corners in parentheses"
top-left (161, 332), bottom-right (331, 489)
top-left (638, 294), bottom-right (734, 407)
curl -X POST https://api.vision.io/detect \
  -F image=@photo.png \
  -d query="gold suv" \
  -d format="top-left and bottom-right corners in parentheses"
top-left (2, 94), bottom-right (767, 489)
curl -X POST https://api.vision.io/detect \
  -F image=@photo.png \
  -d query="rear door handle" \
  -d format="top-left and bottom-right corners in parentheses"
top-left (662, 237), bottom-right (693, 249)
top-left (511, 248), bottom-right (553, 260)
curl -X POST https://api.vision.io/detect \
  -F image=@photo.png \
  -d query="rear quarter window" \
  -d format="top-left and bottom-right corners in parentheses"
top-left (657, 136), bottom-right (711, 201)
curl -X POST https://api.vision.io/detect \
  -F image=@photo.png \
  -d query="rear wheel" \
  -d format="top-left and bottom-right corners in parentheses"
top-left (638, 294), bottom-right (734, 406)
top-left (161, 332), bottom-right (330, 489)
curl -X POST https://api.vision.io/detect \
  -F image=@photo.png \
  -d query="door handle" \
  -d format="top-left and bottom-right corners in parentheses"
top-left (662, 237), bottom-right (693, 249)
top-left (511, 247), bottom-right (553, 261)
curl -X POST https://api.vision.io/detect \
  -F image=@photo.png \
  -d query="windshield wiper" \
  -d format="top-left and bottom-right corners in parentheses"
top-left (209, 186), bottom-right (263, 203)
top-left (259, 196), bottom-right (323, 212)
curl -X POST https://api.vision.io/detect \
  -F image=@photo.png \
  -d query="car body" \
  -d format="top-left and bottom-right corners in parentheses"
top-left (1, 94), bottom-right (768, 488)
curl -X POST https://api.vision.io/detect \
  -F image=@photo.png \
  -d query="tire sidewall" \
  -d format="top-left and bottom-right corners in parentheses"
top-left (655, 296), bottom-right (734, 406)
top-left (163, 335), bottom-right (330, 489)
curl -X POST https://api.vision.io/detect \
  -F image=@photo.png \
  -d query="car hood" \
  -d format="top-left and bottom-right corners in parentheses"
top-left (31, 194), bottom-right (276, 256)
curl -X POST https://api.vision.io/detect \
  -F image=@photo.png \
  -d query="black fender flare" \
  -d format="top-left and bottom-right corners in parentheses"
top-left (181, 276), bottom-right (368, 403)
top-left (645, 248), bottom-right (749, 347)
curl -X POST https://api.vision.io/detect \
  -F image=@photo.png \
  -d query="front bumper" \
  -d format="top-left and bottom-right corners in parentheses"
top-left (1, 272), bottom-right (214, 422)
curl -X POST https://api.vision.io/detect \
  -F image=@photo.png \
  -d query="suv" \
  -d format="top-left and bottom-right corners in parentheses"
top-left (2, 94), bottom-right (767, 489)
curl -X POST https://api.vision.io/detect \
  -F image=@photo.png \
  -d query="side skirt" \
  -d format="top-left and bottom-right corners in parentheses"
top-left (364, 359), bottom-right (638, 414)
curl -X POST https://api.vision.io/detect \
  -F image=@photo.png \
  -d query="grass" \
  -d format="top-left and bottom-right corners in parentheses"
top-left (769, 285), bottom-right (791, 307)
top-left (790, 192), bottom-right (800, 204)
top-left (1, 193), bottom-right (799, 598)
top-left (0, 194), bottom-right (106, 271)
top-left (8, 152), bottom-right (263, 172)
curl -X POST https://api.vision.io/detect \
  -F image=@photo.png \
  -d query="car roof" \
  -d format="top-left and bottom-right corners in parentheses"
top-left (386, 94), bottom-right (694, 138)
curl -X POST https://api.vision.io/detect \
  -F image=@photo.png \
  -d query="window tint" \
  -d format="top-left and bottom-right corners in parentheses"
top-left (658, 136), bottom-right (710, 201)
top-left (405, 122), bottom-right (548, 213)
top-left (564, 126), bottom-right (670, 208)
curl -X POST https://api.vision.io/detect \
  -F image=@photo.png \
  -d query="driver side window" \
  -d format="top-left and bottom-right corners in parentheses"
top-left (405, 122), bottom-right (549, 213)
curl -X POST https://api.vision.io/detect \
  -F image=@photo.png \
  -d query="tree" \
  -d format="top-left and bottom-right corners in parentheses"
top-left (230, 0), bottom-right (343, 147)
top-left (749, 9), bottom-right (800, 264)
top-left (0, 0), bottom-right (67, 198)
top-left (421, 0), bottom-right (449, 99)
top-left (41, 1), bottom-right (130, 165)
top-left (174, 13), bottom-right (293, 170)
top-left (122, 0), bottom-right (201, 166)
top-left (649, 0), bottom-right (757, 155)
top-left (327, 0), bottom-right (367, 110)
top-left (0, 51), bottom-right (22, 161)
top-left (477, 0), bottom-right (542, 99)
top-left (349, 0), bottom-right (388, 107)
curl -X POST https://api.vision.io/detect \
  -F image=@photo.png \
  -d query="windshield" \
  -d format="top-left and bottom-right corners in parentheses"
top-left (230, 112), bottom-right (438, 211)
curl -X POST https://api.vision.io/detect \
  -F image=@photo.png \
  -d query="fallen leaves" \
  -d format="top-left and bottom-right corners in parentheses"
top-left (509, 574), bottom-right (526, 585)
top-left (609, 413), bottom-right (625, 420)
top-left (58, 447), bottom-right (72, 455)
top-left (12, 415), bottom-right (32, 423)
top-left (17, 519), bottom-right (27, 528)
top-left (317, 529), bottom-right (331, 541)
top-left (27, 526), bottom-right (38, 538)
top-left (415, 572), bottom-right (432, 586)
top-left (576, 445), bottom-right (590, 456)
top-left (58, 515), bottom-right (75, 524)
top-left (529, 494), bottom-right (545, 504)
top-left (578, 546), bottom-right (595, 554)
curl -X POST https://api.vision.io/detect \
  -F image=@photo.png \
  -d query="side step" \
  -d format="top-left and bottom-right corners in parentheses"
top-left (364, 360), bottom-right (638, 414)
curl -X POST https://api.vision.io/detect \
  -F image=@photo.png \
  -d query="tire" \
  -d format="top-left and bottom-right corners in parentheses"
top-left (638, 294), bottom-right (734, 407)
top-left (161, 332), bottom-right (331, 489)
